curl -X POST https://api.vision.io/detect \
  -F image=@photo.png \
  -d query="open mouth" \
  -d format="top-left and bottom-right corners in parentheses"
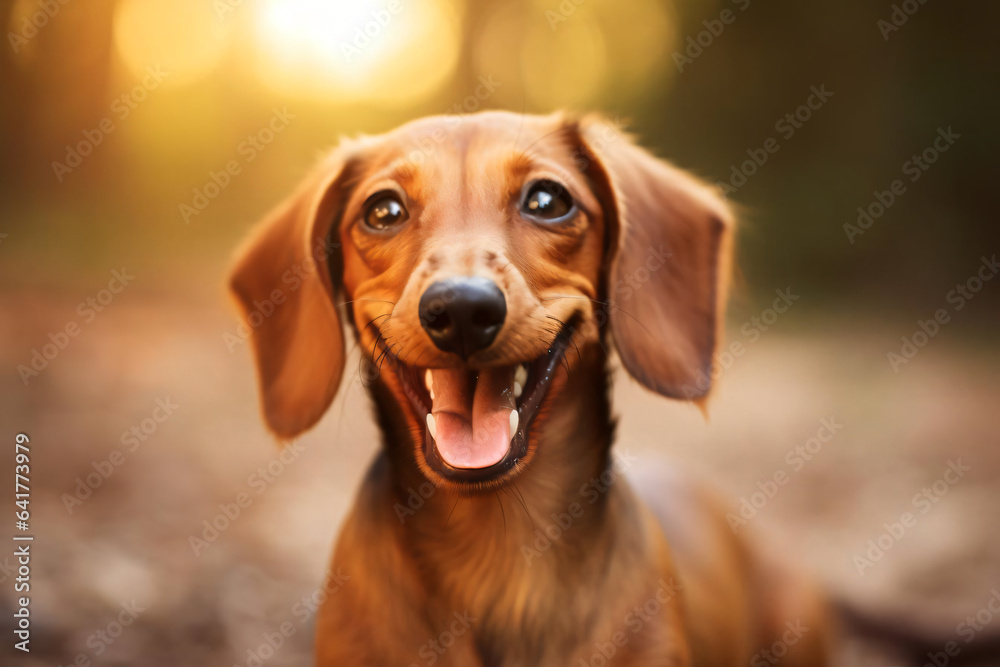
top-left (388, 321), bottom-right (576, 484)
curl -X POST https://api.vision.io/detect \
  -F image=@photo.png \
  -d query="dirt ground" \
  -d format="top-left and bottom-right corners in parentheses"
top-left (2, 280), bottom-right (998, 666)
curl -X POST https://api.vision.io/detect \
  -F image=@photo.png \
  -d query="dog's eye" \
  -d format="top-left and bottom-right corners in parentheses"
top-left (522, 180), bottom-right (575, 222)
top-left (363, 192), bottom-right (408, 230)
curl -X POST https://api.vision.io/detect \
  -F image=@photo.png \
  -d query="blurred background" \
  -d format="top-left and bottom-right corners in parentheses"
top-left (1, 0), bottom-right (997, 665)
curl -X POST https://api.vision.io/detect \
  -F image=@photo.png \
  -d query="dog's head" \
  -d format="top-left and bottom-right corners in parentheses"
top-left (229, 111), bottom-right (732, 489)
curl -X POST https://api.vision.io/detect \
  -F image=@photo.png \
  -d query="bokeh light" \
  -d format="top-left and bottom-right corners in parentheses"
top-left (3, 1), bottom-right (1000, 665)
top-left (475, 0), bottom-right (675, 109)
top-left (253, 0), bottom-right (462, 104)
top-left (113, 0), bottom-right (232, 88)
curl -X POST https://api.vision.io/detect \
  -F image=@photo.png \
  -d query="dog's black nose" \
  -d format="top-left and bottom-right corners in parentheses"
top-left (419, 277), bottom-right (507, 358)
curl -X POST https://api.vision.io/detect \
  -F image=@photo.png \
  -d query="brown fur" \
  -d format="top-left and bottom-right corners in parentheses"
top-left (229, 111), bottom-right (831, 666)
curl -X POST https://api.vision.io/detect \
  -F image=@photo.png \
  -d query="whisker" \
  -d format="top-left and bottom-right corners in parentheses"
top-left (542, 294), bottom-right (652, 336)
top-left (338, 340), bottom-right (366, 430)
top-left (394, 342), bottom-right (416, 367)
top-left (495, 491), bottom-right (507, 538)
top-left (515, 125), bottom-right (574, 169)
top-left (376, 342), bottom-right (399, 372)
top-left (358, 314), bottom-right (391, 382)
top-left (384, 343), bottom-right (401, 371)
top-left (361, 312), bottom-right (391, 333)
top-left (405, 347), bottom-right (428, 369)
top-left (371, 318), bottom-right (391, 365)
top-left (510, 482), bottom-right (534, 529)
top-left (337, 297), bottom-right (396, 308)
top-left (446, 496), bottom-right (461, 526)
top-left (569, 332), bottom-right (583, 361)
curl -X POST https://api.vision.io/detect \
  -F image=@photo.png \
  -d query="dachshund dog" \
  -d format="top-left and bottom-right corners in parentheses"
top-left (228, 111), bottom-right (833, 666)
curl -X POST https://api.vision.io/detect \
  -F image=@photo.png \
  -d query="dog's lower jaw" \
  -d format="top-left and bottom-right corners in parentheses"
top-left (314, 346), bottom-right (691, 666)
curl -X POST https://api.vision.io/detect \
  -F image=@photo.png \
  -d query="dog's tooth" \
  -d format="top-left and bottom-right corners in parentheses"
top-left (425, 370), bottom-right (434, 399)
top-left (514, 364), bottom-right (528, 387)
top-left (426, 413), bottom-right (437, 439)
top-left (509, 409), bottom-right (519, 440)
top-left (513, 381), bottom-right (523, 398)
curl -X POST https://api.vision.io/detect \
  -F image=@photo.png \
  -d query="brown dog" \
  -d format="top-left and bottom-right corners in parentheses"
top-left (229, 111), bottom-right (832, 666)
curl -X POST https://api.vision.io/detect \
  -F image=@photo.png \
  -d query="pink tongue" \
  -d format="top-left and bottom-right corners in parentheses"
top-left (430, 367), bottom-right (512, 469)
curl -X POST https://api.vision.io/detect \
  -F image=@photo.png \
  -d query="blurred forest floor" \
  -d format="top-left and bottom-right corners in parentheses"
top-left (1, 274), bottom-right (998, 666)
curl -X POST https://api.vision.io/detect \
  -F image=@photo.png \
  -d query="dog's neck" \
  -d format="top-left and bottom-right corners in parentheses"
top-left (356, 345), bottom-right (664, 664)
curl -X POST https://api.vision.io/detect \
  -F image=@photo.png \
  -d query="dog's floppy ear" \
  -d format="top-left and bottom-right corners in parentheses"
top-left (578, 117), bottom-right (733, 401)
top-left (228, 149), bottom-right (357, 438)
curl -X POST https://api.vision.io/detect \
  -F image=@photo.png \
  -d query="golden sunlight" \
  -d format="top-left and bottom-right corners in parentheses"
top-left (476, 0), bottom-right (675, 109)
top-left (253, 0), bottom-right (462, 104)
top-left (113, 0), bottom-right (232, 88)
